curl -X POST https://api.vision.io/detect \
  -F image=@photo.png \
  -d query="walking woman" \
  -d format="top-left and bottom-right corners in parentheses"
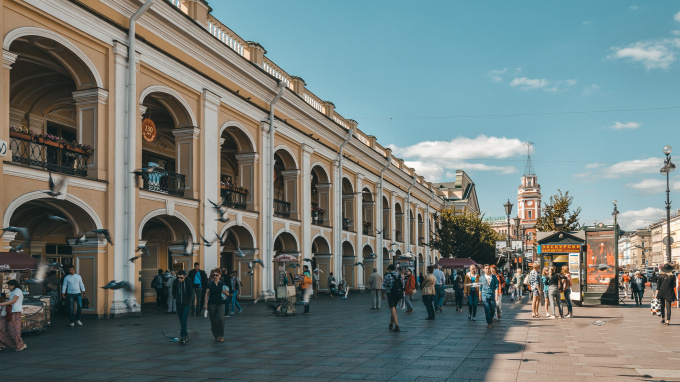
top-left (657, 264), bottom-right (678, 325)
top-left (561, 265), bottom-right (573, 318)
top-left (203, 268), bottom-right (229, 342)
top-left (421, 265), bottom-right (436, 320)
top-left (541, 267), bottom-right (551, 317)
top-left (510, 268), bottom-right (523, 301)
top-left (464, 265), bottom-right (480, 321)
top-left (479, 265), bottom-right (499, 329)
top-left (547, 266), bottom-right (563, 319)
top-left (530, 264), bottom-right (541, 318)
top-left (0, 280), bottom-right (27, 351)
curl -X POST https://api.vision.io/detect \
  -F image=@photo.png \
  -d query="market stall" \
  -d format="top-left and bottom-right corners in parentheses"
top-left (0, 251), bottom-right (50, 333)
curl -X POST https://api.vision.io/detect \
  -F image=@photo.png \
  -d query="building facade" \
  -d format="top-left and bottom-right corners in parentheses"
top-left (649, 211), bottom-right (680, 266)
top-left (0, 0), bottom-right (447, 316)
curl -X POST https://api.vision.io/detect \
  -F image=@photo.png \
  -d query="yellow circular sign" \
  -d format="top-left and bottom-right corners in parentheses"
top-left (142, 118), bottom-right (156, 143)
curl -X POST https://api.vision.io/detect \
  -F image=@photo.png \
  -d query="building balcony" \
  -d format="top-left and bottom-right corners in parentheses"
top-left (9, 135), bottom-right (90, 177)
top-left (342, 218), bottom-right (351, 231)
top-left (311, 207), bottom-right (325, 225)
top-left (142, 169), bottom-right (186, 198)
top-left (220, 186), bottom-right (248, 210)
top-left (274, 199), bottom-right (290, 218)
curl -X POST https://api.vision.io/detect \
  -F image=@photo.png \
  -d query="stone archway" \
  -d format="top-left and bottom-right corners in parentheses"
top-left (273, 147), bottom-right (299, 219)
top-left (218, 223), bottom-right (257, 298)
top-left (312, 235), bottom-right (332, 291)
top-left (219, 122), bottom-right (257, 210)
top-left (342, 241), bottom-right (356, 288)
top-left (311, 164), bottom-right (330, 226)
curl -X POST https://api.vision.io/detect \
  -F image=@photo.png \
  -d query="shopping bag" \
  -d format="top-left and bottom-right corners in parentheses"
top-left (650, 298), bottom-right (661, 316)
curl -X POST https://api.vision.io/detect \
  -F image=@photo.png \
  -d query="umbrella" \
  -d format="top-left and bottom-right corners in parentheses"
top-left (273, 254), bottom-right (299, 263)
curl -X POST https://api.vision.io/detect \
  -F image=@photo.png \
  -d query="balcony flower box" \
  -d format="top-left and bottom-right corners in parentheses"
top-left (9, 131), bottom-right (34, 141)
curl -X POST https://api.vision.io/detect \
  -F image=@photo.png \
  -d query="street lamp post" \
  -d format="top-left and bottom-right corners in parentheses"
top-left (514, 218), bottom-right (523, 273)
top-left (504, 199), bottom-right (514, 270)
top-left (612, 200), bottom-right (619, 227)
top-left (660, 145), bottom-right (675, 264)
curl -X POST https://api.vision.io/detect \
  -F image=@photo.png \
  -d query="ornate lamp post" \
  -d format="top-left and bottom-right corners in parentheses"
top-left (660, 145), bottom-right (675, 264)
top-left (514, 217), bottom-right (523, 273)
top-left (504, 199), bottom-right (514, 270)
top-left (612, 200), bottom-right (619, 227)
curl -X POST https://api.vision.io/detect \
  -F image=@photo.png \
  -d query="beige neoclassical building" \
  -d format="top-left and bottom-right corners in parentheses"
top-left (0, 0), bottom-right (467, 317)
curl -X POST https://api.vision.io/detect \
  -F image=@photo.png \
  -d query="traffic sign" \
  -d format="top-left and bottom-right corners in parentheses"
top-left (0, 139), bottom-right (7, 157)
top-left (663, 236), bottom-right (674, 246)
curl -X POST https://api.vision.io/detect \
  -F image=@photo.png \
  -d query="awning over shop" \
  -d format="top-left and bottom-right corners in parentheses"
top-left (437, 257), bottom-right (479, 269)
top-left (0, 251), bottom-right (38, 271)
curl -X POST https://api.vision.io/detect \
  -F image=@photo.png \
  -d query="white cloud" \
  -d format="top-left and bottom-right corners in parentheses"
top-left (585, 162), bottom-right (605, 169)
top-left (607, 121), bottom-right (641, 130)
top-left (389, 135), bottom-right (525, 182)
top-left (509, 77), bottom-right (549, 90)
top-left (618, 207), bottom-right (666, 231)
top-left (609, 38), bottom-right (680, 70)
top-left (572, 171), bottom-right (591, 178)
top-left (629, 5), bottom-right (639, 11)
top-left (602, 157), bottom-right (664, 178)
top-left (488, 68), bottom-right (507, 83)
top-left (672, 30), bottom-right (680, 36)
top-left (675, 11), bottom-right (680, 22)
top-left (626, 177), bottom-right (680, 194)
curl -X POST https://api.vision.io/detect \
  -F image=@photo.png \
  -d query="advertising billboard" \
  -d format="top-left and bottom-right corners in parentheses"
top-left (585, 230), bottom-right (617, 294)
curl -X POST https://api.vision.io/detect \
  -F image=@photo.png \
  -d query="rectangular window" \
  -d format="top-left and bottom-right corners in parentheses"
top-left (528, 210), bottom-right (532, 218)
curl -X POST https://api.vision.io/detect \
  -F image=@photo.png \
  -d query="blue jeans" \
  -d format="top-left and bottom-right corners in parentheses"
top-left (67, 293), bottom-right (83, 323)
top-left (177, 305), bottom-right (190, 338)
top-left (563, 289), bottom-right (573, 314)
top-left (422, 295), bottom-right (435, 319)
top-left (435, 285), bottom-right (445, 307)
top-left (482, 295), bottom-right (496, 325)
top-left (468, 293), bottom-right (478, 317)
top-left (231, 290), bottom-right (242, 313)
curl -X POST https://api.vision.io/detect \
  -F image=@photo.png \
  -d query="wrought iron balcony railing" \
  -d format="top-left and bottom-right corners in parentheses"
top-left (274, 199), bottom-right (290, 218)
top-left (221, 187), bottom-right (248, 210)
top-left (9, 136), bottom-right (89, 177)
top-left (142, 169), bottom-right (186, 197)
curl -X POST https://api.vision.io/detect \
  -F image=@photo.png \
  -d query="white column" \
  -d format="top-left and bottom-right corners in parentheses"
top-left (355, 173), bottom-right (364, 289)
top-left (260, 121), bottom-right (273, 296)
top-left (390, 193), bottom-right (397, 246)
top-left (333, 159), bottom-right (342, 278)
top-left (172, 127), bottom-right (200, 199)
top-left (301, 144), bottom-right (313, 261)
top-left (202, 89), bottom-right (221, 271)
top-left (425, 212), bottom-right (431, 267)
top-left (111, 42), bottom-right (137, 315)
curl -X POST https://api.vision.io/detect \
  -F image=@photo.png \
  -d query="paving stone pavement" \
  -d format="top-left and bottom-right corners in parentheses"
top-left (3, 292), bottom-right (679, 381)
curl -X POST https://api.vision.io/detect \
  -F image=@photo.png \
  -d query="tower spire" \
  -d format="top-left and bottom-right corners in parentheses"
top-left (524, 141), bottom-right (535, 176)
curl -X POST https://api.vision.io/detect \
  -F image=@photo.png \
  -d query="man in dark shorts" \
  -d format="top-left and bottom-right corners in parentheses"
top-left (381, 264), bottom-right (404, 332)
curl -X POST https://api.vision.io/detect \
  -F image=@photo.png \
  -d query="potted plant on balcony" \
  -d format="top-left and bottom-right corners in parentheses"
top-left (9, 126), bottom-right (35, 141)
top-left (38, 133), bottom-right (66, 148)
top-left (66, 141), bottom-right (94, 155)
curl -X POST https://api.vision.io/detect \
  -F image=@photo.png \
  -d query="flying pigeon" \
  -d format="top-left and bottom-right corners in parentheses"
top-left (74, 232), bottom-right (88, 245)
top-left (303, 258), bottom-right (313, 263)
top-left (353, 262), bottom-right (364, 268)
top-left (101, 280), bottom-right (133, 291)
top-left (131, 164), bottom-right (158, 177)
top-left (47, 214), bottom-right (69, 223)
top-left (208, 199), bottom-right (229, 223)
top-left (1, 226), bottom-right (31, 252)
top-left (173, 238), bottom-right (196, 256)
top-left (45, 172), bottom-right (68, 199)
top-left (376, 229), bottom-right (383, 234)
top-left (287, 263), bottom-right (300, 269)
top-left (129, 256), bottom-right (141, 262)
top-left (137, 245), bottom-right (150, 258)
top-left (24, 262), bottom-right (50, 285)
top-left (236, 246), bottom-right (245, 257)
top-left (201, 235), bottom-right (218, 247)
top-left (91, 229), bottom-right (113, 245)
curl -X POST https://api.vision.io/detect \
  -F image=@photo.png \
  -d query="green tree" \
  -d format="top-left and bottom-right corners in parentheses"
top-left (535, 189), bottom-right (581, 232)
top-left (429, 209), bottom-right (502, 265)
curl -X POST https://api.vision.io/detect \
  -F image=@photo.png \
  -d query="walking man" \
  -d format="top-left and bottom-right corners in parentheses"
top-left (187, 262), bottom-right (207, 316)
top-left (433, 264), bottom-right (446, 312)
top-left (622, 272), bottom-right (631, 299)
top-left (368, 267), bottom-right (383, 309)
top-left (301, 265), bottom-right (313, 314)
top-left (62, 265), bottom-right (86, 327)
top-left (381, 264), bottom-right (404, 332)
top-left (510, 268), bottom-right (523, 301)
top-left (403, 268), bottom-right (416, 313)
top-left (172, 270), bottom-right (193, 345)
top-left (657, 264), bottom-right (677, 325)
top-left (631, 270), bottom-right (647, 306)
top-left (230, 271), bottom-right (242, 314)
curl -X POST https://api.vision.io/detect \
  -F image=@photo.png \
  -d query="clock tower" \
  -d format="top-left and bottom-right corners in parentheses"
top-left (517, 142), bottom-right (542, 260)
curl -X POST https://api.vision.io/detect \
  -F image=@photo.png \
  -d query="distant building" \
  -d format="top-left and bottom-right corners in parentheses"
top-left (517, 143), bottom-right (541, 261)
top-left (619, 230), bottom-right (650, 270)
top-left (649, 211), bottom-right (680, 266)
top-left (432, 170), bottom-right (480, 215)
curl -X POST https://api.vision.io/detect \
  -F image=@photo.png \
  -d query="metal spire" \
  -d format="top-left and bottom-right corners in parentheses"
top-left (524, 141), bottom-right (535, 176)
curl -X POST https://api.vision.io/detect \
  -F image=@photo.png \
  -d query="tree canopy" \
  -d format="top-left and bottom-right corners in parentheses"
top-left (534, 189), bottom-right (581, 232)
top-left (429, 209), bottom-right (501, 265)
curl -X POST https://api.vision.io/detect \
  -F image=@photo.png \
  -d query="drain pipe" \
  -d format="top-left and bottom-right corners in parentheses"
top-left (266, 81), bottom-right (286, 298)
top-left (425, 189), bottom-right (435, 268)
top-left (335, 129), bottom-right (354, 277)
top-left (405, 176), bottom-right (416, 251)
top-left (376, 152), bottom-right (391, 274)
top-left (126, 0), bottom-right (155, 312)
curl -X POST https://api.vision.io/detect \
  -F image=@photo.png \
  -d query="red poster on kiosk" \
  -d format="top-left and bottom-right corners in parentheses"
top-left (585, 230), bottom-right (616, 294)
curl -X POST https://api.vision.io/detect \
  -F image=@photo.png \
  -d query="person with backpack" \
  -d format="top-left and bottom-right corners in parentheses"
top-left (381, 264), bottom-right (404, 332)
top-left (230, 271), bottom-right (242, 315)
top-left (152, 269), bottom-right (165, 309)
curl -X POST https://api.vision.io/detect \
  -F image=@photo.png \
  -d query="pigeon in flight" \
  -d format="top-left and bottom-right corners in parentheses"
top-left (45, 172), bottom-right (68, 199)
top-left (1, 226), bottom-right (31, 252)
top-left (375, 229), bottom-right (383, 234)
top-left (129, 256), bottom-right (141, 262)
top-left (287, 263), bottom-right (300, 269)
top-left (303, 258), bottom-right (313, 263)
top-left (74, 232), bottom-right (88, 245)
top-left (172, 238), bottom-right (196, 256)
top-left (90, 229), bottom-right (113, 245)
top-left (353, 262), bottom-right (364, 268)
top-left (200, 235), bottom-right (218, 247)
top-left (47, 214), bottom-right (69, 223)
top-left (236, 246), bottom-right (246, 258)
top-left (208, 199), bottom-right (229, 223)
top-left (131, 164), bottom-right (158, 177)
top-left (24, 262), bottom-right (50, 285)
top-left (247, 258), bottom-right (265, 275)
top-left (101, 280), bottom-right (133, 291)
top-left (137, 245), bottom-right (150, 258)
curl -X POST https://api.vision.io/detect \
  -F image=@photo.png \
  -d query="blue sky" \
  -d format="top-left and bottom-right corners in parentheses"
top-left (213, 1), bottom-right (680, 231)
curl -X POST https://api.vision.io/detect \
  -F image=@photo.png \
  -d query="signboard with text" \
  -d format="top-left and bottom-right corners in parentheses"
top-left (541, 244), bottom-right (582, 253)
